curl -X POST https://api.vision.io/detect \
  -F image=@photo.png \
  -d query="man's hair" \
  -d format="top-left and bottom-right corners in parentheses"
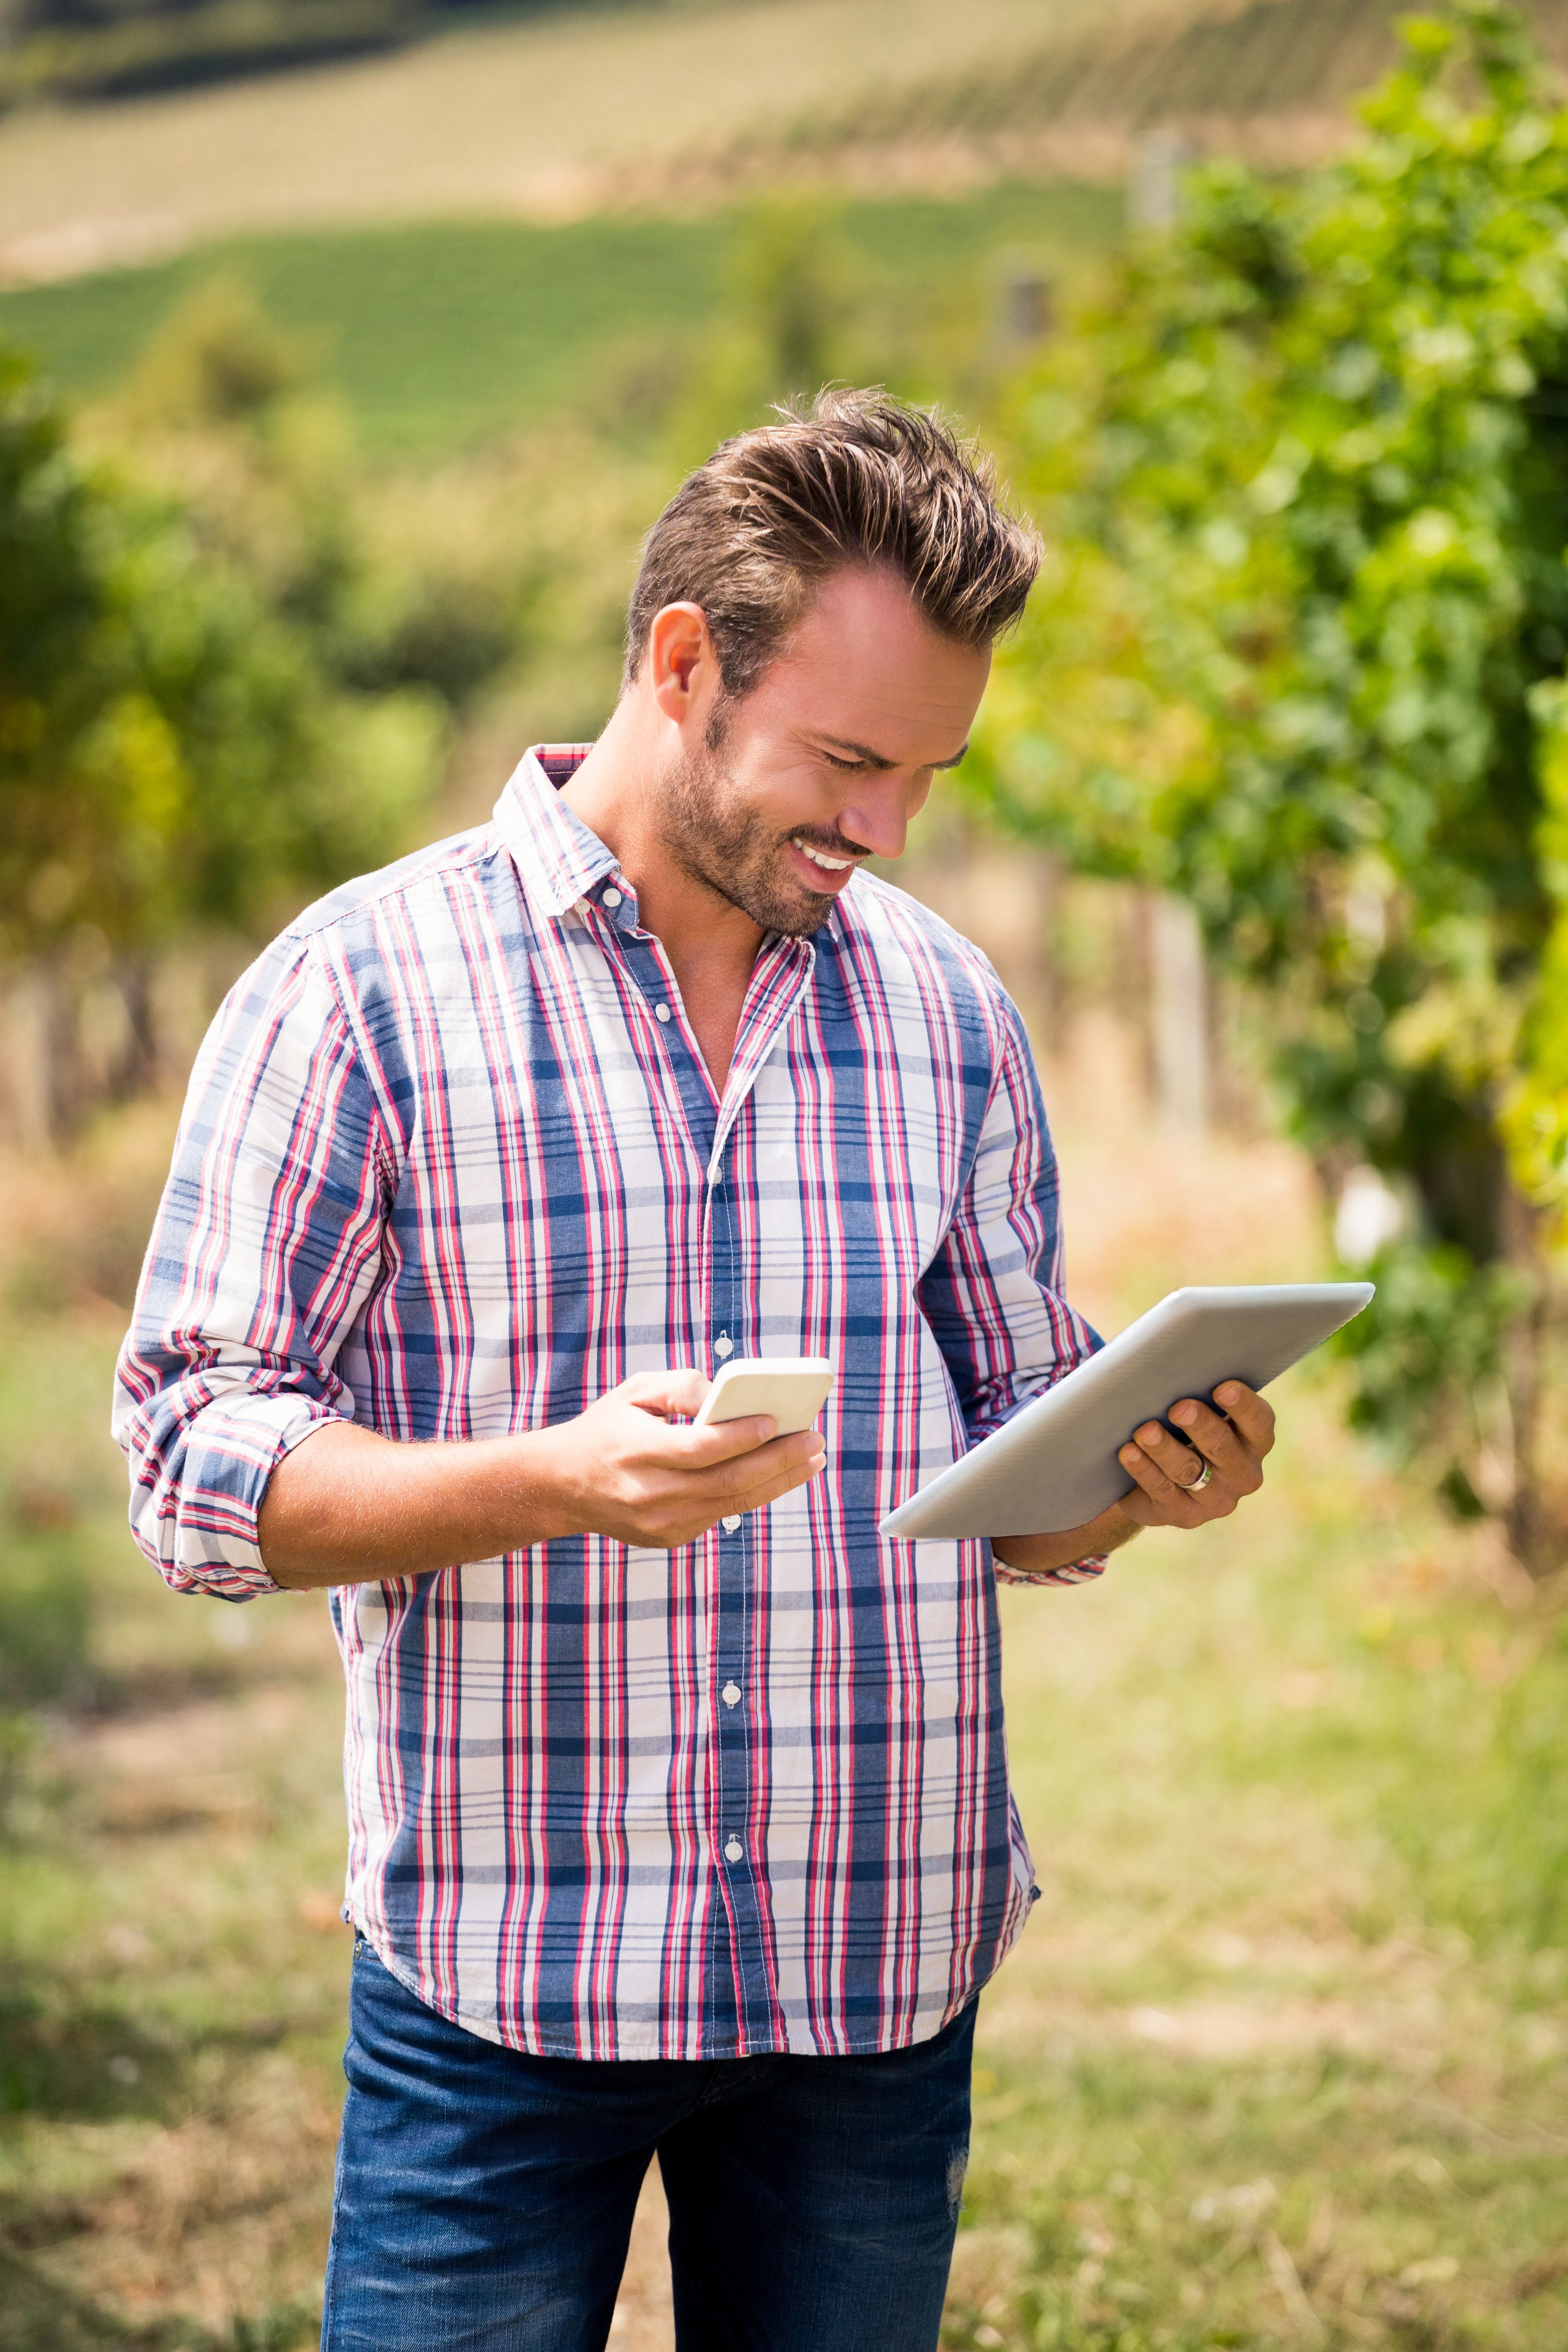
top-left (623, 387), bottom-right (1043, 697)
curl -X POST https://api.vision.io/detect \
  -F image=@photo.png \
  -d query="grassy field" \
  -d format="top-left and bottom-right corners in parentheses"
top-left (0, 181), bottom-right (1122, 454)
top-left (1, 1015), bottom-right (1564, 2350)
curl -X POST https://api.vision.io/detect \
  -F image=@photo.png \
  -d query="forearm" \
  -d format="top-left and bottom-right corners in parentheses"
top-left (991, 1499), bottom-right (1143, 1579)
top-left (257, 1370), bottom-right (826, 1590)
top-left (259, 1420), bottom-right (579, 1590)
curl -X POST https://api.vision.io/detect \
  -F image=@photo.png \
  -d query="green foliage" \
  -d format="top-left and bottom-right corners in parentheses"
top-left (0, 336), bottom-right (448, 961)
top-left (729, 199), bottom-right (853, 395)
top-left (119, 272), bottom-right (314, 426)
top-left (1504, 673), bottom-right (1568, 1198)
top-left (975, 3), bottom-right (1568, 1535)
top-left (665, 198), bottom-right (862, 462)
top-left (1332, 1239), bottom-right (1531, 1452)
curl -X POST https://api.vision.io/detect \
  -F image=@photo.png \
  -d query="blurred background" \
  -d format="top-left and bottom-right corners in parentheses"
top-left (3, 0), bottom-right (1568, 2344)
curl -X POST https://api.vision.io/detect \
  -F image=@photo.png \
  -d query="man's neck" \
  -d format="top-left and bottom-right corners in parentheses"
top-left (562, 702), bottom-right (764, 1092)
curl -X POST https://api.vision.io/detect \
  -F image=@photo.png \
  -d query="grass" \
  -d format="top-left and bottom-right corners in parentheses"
top-left (0, 1180), bottom-right (351, 2345)
top-left (0, 181), bottom-right (1122, 455)
top-left (962, 1411), bottom-right (1568, 2352)
top-left (0, 1020), bottom-right (1564, 2347)
top-left (949, 1080), bottom-right (1568, 2352)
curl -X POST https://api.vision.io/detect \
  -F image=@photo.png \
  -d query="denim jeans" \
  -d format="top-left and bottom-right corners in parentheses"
top-left (321, 1939), bottom-right (975, 2352)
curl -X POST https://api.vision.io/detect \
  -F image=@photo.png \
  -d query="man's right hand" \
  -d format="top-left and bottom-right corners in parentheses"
top-left (537, 1368), bottom-right (825, 1548)
top-left (260, 1366), bottom-right (826, 1589)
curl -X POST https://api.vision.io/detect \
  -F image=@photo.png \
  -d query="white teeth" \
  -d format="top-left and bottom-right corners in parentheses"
top-left (792, 837), bottom-right (852, 873)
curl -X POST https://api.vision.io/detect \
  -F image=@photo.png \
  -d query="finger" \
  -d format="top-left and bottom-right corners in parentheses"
top-left (1130, 1418), bottom-right (1222, 1494)
top-left (1212, 1380), bottom-right (1276, 1455)
top-left (691, 1420), bottom-right (822, 1477)
top-left (1166, 1398), bottom-right (1264, 1491)
top-left (662, 1415), bottom-right (786, 1468)
top-left (696, 1442), bottom-right (827, 1519)
top-left (737, 1439), bottom-right (827, 1495)
top-left (646, 1447), bottom-right (828, 1546)
top-left (634, 1422), bottom-right (818, 1486)
top-left (709, 1431), bottom-right (825, 1493)
top-left (723, 1451), bottom-right (828, 1518)
top-left (621, 1367), bottom-right (713, 1421)
top-left (1118, 1437), bottom-right (1223, 1526)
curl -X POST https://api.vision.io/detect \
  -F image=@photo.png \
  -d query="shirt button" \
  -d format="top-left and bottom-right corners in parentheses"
top-left (603, 887), bottom-right (622, 908)
top-left (721, 1514), bottom-right (741, 1533)
top-left (655, 1003), bottom-right (671, 1023)
top-left (724, 1837), bottom-right (743, 1863)
top-left (722, 1682), bottom-right (741, 1707)
top-left (709, 1165), bottom-right (723, 1186)
top-left (715, 1336), bottom-right (733, 1358)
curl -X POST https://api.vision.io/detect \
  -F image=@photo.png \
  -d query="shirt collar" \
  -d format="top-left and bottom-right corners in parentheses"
top-left (492, 740), bottom-right (851, 947)
top-left (493, 745), bottom-right (619, 919)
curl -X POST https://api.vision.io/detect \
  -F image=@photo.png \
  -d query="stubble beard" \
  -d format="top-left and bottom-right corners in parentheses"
top-left (657, 710), bottom-right (841, 939)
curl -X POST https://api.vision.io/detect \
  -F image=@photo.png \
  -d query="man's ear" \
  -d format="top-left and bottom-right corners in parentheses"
top-left (648, 603), bottom-right (718, 727)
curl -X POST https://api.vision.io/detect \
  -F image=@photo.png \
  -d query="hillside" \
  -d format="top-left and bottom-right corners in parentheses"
top-left (9, 0), bottom-right (1568, 294)
top-left (692, 0), bottom-right (1568, 194)
top-left (0, 0), bottom-right (1164, 283)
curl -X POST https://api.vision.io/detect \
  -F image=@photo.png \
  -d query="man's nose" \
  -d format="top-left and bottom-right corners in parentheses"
top-left (839, 786), bottom-right (914, 863)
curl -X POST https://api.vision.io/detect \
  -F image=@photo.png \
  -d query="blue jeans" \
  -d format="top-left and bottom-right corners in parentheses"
top-left (321, 1940), bottom-right (975, 2351)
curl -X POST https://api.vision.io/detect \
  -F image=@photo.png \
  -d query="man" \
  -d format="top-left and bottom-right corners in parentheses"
top-left (115, 391), bottom-right (1274, 2350)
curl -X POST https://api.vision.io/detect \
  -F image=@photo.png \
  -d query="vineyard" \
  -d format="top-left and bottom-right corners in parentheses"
top-left (698, 0), bottom-right (1568, 187)
top-left (4, 6), bottom-right (1568, 2345)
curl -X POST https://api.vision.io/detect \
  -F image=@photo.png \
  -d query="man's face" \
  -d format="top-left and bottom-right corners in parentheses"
top-left (654, 567), bottom-right (992, 937)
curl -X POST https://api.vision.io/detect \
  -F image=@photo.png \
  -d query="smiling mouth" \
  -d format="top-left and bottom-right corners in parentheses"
top-left (791, 837), bottom-right (858, 875)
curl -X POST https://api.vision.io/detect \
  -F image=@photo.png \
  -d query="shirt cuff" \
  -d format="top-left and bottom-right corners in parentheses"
top-left (993, 1551), bottom-right (1108, 1587)
top-left (154, 1391), bottom-right (345, 1601)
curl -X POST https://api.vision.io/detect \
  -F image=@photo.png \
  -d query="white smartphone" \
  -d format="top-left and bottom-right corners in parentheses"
top-left (692, 1357), bottom-right (835, 1435)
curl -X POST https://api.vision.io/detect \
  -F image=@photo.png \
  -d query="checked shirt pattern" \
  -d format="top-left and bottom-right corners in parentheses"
top-left (114, 748), bottom-right (1102, 2061)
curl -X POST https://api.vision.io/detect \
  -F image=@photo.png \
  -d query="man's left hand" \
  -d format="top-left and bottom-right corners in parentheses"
top-left (990, 1379), bottom-right (1275, 1578)
top-left (1114, 1379), bottom-right (1275, 1531)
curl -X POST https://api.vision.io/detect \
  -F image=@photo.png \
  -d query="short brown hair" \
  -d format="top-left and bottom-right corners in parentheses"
top-left (623, 387), bottom-right (1042, 697)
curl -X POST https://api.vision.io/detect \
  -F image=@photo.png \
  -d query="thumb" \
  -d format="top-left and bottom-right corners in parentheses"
top-left (620, 1367), bottom-right (713, 1422)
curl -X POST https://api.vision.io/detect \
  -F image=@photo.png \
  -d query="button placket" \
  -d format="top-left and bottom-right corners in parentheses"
top-left (706, 1134), bottom-right (763, 2020)
top-left (600, 916), bottom-right (787, 2040)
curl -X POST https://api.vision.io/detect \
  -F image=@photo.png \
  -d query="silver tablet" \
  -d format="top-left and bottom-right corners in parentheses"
top-left (880, 1282), bottom-right (1374, 1541)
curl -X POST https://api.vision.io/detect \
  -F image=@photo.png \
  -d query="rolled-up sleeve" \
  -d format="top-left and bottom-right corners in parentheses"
top-left (112, 934), bottom-right (394, 1600)
top-left (917, 989), bottom-right (1107, 1587)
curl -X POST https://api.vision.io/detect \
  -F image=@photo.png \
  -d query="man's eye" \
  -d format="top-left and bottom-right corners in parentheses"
top-left (823, 753), bottom-right (864, 773)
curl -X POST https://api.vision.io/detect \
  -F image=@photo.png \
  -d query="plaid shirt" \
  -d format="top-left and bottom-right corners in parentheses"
top-left (113, 748), bottom-right (1102, 2061)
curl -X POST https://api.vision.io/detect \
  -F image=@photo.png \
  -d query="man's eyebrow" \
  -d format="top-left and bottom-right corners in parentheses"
top-left (815, 734), bottom-right (971, 771)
